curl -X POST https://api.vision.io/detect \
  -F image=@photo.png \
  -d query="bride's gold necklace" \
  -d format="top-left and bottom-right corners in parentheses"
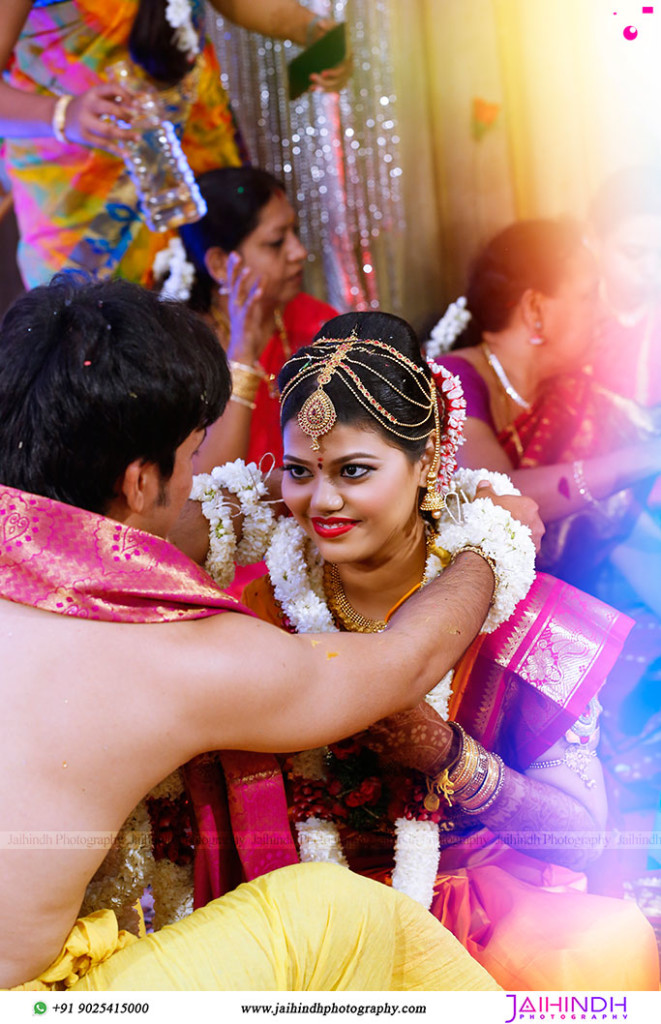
top-left (323, 562), bottom-right (388, 633)
top-left (323, 533), bottom-right (435, 634)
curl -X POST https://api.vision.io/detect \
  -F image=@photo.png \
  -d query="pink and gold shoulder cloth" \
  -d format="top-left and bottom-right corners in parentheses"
top-left (0, 484), bottom-right (249, 622)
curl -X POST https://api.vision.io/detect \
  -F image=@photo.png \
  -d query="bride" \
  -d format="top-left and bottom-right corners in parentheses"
top-left (192, 311), bottom-right (659, 991)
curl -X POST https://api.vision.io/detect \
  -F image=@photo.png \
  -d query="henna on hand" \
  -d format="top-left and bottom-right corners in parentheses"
top-left (362, 701), bottom-right (456, 777)
top-left (477, 764), bottom-right (603, 870)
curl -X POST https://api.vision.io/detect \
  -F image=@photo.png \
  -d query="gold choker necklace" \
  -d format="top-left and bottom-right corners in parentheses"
top-left (323, 532), bottom-right (437, 633)
top-left (323, 562), bottom-right (387, 633)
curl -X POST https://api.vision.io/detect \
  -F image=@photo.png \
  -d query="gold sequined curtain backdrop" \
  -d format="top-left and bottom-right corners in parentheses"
top-left (208, 0), bottom-right (409, 316)
top-left (209, 1), bottom-right (661, 335)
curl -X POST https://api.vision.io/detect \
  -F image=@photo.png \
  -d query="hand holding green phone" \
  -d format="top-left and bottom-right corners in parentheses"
top-left (287, 23), bottom-right (348, 100)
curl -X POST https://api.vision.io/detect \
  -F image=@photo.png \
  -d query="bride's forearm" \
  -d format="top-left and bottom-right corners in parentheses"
top-left (475, 765), bottom-right (602, 870)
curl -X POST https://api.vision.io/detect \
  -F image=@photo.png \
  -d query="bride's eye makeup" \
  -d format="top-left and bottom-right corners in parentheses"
top-left (282, 462), bottom-right (312, 479)
top-left (340, 464), bottom-right (371, 479)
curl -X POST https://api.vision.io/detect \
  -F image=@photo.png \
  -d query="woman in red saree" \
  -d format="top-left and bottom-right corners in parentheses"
top-left (189, 311), bottom-right (659, 990)
top-left (160, 165), bottom-right (338, 470)
top-left (159, 165), bottom-right (337, 596)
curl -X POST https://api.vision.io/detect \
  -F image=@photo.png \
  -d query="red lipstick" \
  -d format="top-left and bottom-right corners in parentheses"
top-left (311, 517), bottom-right (358, 538)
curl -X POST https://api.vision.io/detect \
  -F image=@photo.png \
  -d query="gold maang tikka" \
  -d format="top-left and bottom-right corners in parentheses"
top-left (294, 338), bottom-right (354, 450)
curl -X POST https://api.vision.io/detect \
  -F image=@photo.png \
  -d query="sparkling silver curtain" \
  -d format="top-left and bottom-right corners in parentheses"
top-left (208, 0), bottom-right (405, 313)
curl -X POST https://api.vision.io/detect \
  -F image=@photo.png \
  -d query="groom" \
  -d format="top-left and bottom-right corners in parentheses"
top-left (0, 277), bottom-right (541, 991)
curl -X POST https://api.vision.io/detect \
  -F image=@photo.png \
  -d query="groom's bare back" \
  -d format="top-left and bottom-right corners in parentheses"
top-left (0, 545), bottom-right (497, 988)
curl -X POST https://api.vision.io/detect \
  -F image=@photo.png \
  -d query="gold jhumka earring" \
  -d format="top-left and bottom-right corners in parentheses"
top-left (418, 397), bottom-right (445, 518)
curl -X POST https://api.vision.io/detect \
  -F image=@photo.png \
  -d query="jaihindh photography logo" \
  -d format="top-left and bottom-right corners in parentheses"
top-left (504, 994), bottom-right (628, 1022)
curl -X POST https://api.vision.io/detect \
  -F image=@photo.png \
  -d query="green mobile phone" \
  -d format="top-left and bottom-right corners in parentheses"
top-left (287, 23), bottom-right (347, 100)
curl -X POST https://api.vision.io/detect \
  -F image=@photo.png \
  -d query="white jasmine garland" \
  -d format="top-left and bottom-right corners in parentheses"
top-left (80, 801), bottom-right (152, 928)
top-left (151, 857), bottom-right (195, 930)
top-left (153, 237), bottom-right (195, 303)
top-left (436, 498), bottom-right (536, 633)
top-left (424, 297), bottom-right (472, 359)
top-left (391, 819), bottom-right (440, 908)
top-left (424, 669), bottom-right (453, 720)
top-left (449, 467), bottom-right (521, 501)
top-left (146, 769), bottom-right (194, 927)
top-left (148, 768), bottom-right (186, 802)
top-left (203, 460), bottom-right (276, 566)
top-left (81, 771), bottom-right (197, 932)
top-left (165, 0), bottom-right (200, 60)
top-left (191, 460), bottom-right (276, 588)
top-left (266, 518), bottom-right (337, 633)
top-left (190, 473), bottom-right (237, 589)
top-left (295, 818), bottom-right (348, 866)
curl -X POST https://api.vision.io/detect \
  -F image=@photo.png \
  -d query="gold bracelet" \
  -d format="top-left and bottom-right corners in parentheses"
top-left (52, 95), bottom-right (73, 144)
top-left (229, 394), bottom-right (256, 411)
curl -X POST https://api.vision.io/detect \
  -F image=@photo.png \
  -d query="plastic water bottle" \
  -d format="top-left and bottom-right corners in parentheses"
top-left (108, 61), bottom-right (207, 233)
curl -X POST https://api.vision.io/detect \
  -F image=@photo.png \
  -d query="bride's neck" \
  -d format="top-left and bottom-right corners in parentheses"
top-left (332, 517), bottom-right (428, 620)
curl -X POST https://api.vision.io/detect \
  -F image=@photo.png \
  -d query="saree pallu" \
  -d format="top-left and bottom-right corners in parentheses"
top-left (196, 571), bottom-right (661, 990)
top-left (4, 0), bottom-right (241, 287)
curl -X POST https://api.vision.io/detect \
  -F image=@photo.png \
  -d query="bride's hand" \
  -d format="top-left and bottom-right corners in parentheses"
top-left (360, 701), bottom-right (456, 777)
top-left (475, 480), bottom-right (545, 552)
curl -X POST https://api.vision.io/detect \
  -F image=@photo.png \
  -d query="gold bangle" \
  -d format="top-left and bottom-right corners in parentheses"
top-left (460, 753), bottom-right (505, 814)
top-left (453, 544), bottom-right (497, 584)
top-left (229, 394), bottom-right (256, 411)
top-left (229, 359), bottom-right (262, 378)
top-left (447, 724), bottom-right (487, 794)
top-left (230, 361), bottom-right (262, 404)
top-left (423, 722), bottom-right (489, 810)
top-left (52, 95), bottom-right (73, 144)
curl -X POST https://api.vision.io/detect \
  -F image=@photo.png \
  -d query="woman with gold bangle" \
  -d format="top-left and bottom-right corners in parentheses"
top-left (160, 166), bottom-right (337, 470)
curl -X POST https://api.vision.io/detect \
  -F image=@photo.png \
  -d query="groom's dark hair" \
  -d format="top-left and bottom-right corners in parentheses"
top-left (0, 275), bottom-right (230, 514)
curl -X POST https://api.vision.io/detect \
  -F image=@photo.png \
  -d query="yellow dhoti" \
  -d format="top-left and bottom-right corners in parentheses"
top-left (15, 864), bottom-right (500, 992)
